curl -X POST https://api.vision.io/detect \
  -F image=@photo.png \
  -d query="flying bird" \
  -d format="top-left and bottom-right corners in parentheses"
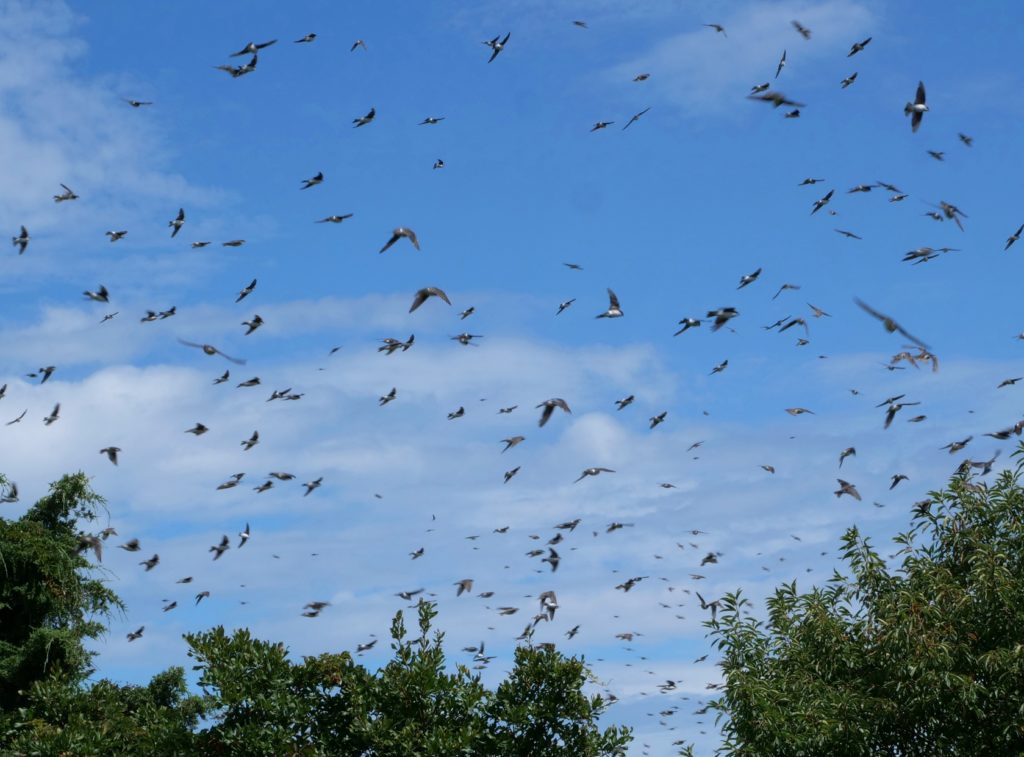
top-left (230, 40), bottom-right (276, 57)
top-left (1004, 223), bottom-right (1023, 251)
top-left (883, 400), bottom-right (920, 429)
top-left (622, 107), bottom-right (650, 130)
top-left (209, 535), bottom-right (230, 560)
top-left (300, 172), bottom-right (323, 190)
top-left (178, 340), bottom-right (246, 364)
top-left (483, 32), bottom-right (510, 63)
top-left (53, 183), bottom-right (79, 202)
top-left (83, 285), bottom-right (110, 303)
top-left (905, 82), bottom-right (929, 133)
top-left (380, 227), bottom-right (420, 253)
top-left (29, 366), bottom-right (56, 383)
top-left (168, 208), bottom-right (185, 237)
top-left (737, 268), bottom-right (762, 289)
top-left (773, 283), bottom-right (800, 300)
top-left (215, 54), bottom-right (258, 78)
top-left (43, 403), bottom-right (61, 426)
top-left (854, 298), bottom-right (930, 350)
top-left (242, 314), bottom-right (264, 335)
top-left (235, 279), bottom-right (257, 303)
top-left (704, 24), bottom-right (726, 37)
top-left (695, 592), bottom-right (720, 620)
top-left (409, 287), bottom-right (450, 312)
top-left (834, 479), bottom-right (861, 501)
top-left (674, 317), bottom-right (701, 335)
top-left (12, 226), bottom-right (29, 254)
top-left (775, 50), bottom-right (786, 79)
top-left (707, 308), bottom-right (739, 332)
top-left (792, 21), bottom-right (811, 39)
top-left (811, 189), bottom-right (834, 214)
top-left (451, 333), bottom-right (482, 346)
top-left (596, 288), bottom-right (623, 318)
top-left (748, 91), bottom-right (805, 108)
top-left (848, 37), bottom-right (872, 56)
top-left (501, 436), bottom-right (525, 453)
top-left (353, 107), bottom-right (375, 127)
top-left (536, 398), bottom-right (571, 427)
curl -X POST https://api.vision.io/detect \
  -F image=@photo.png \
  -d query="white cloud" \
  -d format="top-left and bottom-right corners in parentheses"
top-left (607, 0), bottom-right (875, 119)
top-left (0, 0), bottom-right (230, 290)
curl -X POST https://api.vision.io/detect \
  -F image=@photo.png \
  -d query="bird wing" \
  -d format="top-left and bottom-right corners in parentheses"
top-left (409, 290), bottom-right (428, 312)
top-left (427, 287), bottom-right (451, 305)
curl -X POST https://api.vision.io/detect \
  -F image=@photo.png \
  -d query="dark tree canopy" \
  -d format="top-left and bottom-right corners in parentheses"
top-left (709, 453), bottom-right (1024, 755)
top-left (0, 473), bottom-right (122, 712)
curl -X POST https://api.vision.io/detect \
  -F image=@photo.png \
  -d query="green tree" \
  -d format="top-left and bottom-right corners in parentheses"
top-left (5, 667), bottom-right (207, 754)
top-left (187, 600), bottom-right (631, 756)
top-left (0, 473), bottom-right (122, 711)
top-left (709, 453), bottom-right (1024, 755)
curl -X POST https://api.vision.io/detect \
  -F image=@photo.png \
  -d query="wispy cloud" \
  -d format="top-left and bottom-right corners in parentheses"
top-left (0, 0), bottom-right (229, 288)
top-left (607, 0), bottom-right (875, 119)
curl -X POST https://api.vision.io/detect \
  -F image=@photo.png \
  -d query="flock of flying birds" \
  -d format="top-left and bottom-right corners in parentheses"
top-left (3, 13), bottom-right (1023, 753)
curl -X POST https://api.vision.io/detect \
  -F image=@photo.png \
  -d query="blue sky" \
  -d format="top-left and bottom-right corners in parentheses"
top-left (1, 0), bottom-right (1023, 752)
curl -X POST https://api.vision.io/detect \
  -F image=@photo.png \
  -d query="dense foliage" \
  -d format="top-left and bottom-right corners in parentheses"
top-left (0, 473), bottom-right (122, 712)
top-left (709, 454), bottom-right (1024, 755)
top-left (0, 473), bottom-right (630, 755)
